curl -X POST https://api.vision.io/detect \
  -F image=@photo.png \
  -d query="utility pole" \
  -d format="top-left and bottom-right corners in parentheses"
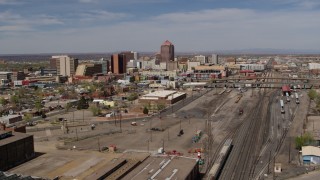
top-left (289, 137), bottom-right (291, 163)
top-left (97, 137), bottom-right (101, 152)
top-left (82, 109), bottom-right (84, 122)
top-left (147, 140), bottom-right (149, 152)
top-left (119, 111), bottom-right (122, 133)
top-left (251, 87), bottom-right (253, 97)
top-left (162, 139), bottom-right (165, 152)
top-left (114, 110), bottom-right (117, 126)
top-left (167, 128), bottom-right (169, 141)
top-left (72, 110), bottom-right (75, 124)
top-left (75, 128), bottom-right (78, 141)
top-left (273, 156), bottom-right (276, 179)
top-left (268, 150), bottom-right (271, 174)
top-left (150, 118), bottom-right (152, 142)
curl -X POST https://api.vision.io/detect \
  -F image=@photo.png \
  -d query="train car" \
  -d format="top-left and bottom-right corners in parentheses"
top-left (208, 139), bottom-right (233, 180)
top-left (295, 93), bottom-right (300, 104)
top-left (280, 100), bottom-right (285, 114)
top-left (285, 92), bottom-right (290, 102)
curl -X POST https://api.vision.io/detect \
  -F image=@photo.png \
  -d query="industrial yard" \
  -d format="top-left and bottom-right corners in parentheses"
top-left (2, 55), bottom-right (320, 180)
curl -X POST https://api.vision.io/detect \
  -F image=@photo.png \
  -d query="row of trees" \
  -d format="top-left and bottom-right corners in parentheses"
top-left (293, 90), bottom-right (318, 150)
top-left (143, 102), bottom-right (166, 114)
top-left (308, 89), bottom-right (320, 111)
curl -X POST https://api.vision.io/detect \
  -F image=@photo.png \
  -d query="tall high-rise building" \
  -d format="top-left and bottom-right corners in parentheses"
top-left (100, 58), bottom-right (110, 74)
top-left (111, 54), bottom-right (126, 74)
top-left (52, 55), bottom-right (78, 76)
top-left (212, 54), bottom-right (219, 64)
top-left (120, 51), bottom-right (138, 62)
top-left (49, 58), bottom-right (58, 69)
top-left (160, 40), bottom-right (174, 63)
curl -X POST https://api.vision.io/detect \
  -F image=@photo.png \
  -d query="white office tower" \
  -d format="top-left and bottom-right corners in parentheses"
top-left (194, 55), bottom-right (207, 65)
top-left (52, 55), bottom-right (78, 76)
top-left (212, 54), bottom-right (218, 64)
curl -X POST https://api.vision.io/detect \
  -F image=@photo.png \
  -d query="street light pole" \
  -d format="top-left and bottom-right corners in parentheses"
top-left (82, 109), bottom-right (84, 122)
top-left (150, 118), bottom-right (152, 142)
top-left (72, 110), bottom-right (74, 124)
top-left (119, 111), bottom-right (122, 133)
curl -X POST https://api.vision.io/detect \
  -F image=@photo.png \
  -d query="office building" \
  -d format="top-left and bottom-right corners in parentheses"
top-left (52, 55), bottom-right (78, 76)
top-left (160, 40), bottom-right (174, 63)
top-left (75, 63), bottom-right (102, 76)
top-left (11, 71), bottom-right (25, 81)
top-left (194, 55), bottom-right (207, 65)
top-left (212, 54), bottom-right (219, 64)
top-left (111, 54), bottom-right (126, 74)
top-left (121, 51), bottom-right (138, 62)
top-left (99, 58), bottom-right (110, 74)
top-left (49, 58), bottom-right (58, 69)
top-left (0, 72), bottom-right (12, 81)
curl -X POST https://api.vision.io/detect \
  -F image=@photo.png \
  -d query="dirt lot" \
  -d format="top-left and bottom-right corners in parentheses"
top-left (57, 88), bottom-right (259, 163)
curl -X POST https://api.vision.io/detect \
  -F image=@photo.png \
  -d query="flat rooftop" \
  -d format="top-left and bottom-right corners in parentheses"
top-left (183, 82), bottom-right (207, 86)
top-left (0, 131), bottom-right (32, 146)
top-left (9, 150), bottom-right (150, 180)
top-left (142, 90), bottom-right (176, 98)
top-left (123, 155), bottom-right (198, 180)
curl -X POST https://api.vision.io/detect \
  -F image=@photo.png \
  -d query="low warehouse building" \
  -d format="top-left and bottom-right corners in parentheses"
top-left (302, 146), bottom-right (320, 165)
top-left (139, 90), bottom-right (186, 105)
top-left (0, 130), bottom-right (35, 171)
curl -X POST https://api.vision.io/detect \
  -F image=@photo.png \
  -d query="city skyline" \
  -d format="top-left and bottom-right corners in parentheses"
top-left (1, 0), bottom-right (320, 54)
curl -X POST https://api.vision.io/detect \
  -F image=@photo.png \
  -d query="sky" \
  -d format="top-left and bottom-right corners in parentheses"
top-left (1, 0), bottom-right (320, 54)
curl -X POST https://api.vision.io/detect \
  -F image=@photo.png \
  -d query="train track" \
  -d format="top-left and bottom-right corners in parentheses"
top-left (219, 72), bottom-right (274, 180)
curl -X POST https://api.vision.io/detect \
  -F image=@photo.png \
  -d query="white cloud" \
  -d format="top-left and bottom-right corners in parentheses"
top-left (272, 0), bottom-right (320, 9)
top-left (0, 11), bottom-right (63, 31)
top-left (79, 10), bottom-right (129, 21)
top-left (153, 8), bottom-right (255, 23)
top-left (0, 25), bottom-right (32, 32)
top-left (0, 0), bottom-right (22, 5)
top-left (79, 0), bottom-right (99, 3)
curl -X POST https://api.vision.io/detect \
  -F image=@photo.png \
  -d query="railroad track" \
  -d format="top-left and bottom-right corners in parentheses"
top-left (219, 77), bottom-right (274, 180)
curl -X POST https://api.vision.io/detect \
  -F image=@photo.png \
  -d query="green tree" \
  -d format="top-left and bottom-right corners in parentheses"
top-left (143, 106), bottom-right (149, 114)
top-left (308, 89), bottom-right (318, 100)
top-left (0, 97), bottom-right (7, 105)
top-left (295, 132), bottom-right (314, 150)
top-left (77, 96), bottom-right (88, 110)
top-left (157, 103), bottom-right (166, 111)
top-left (23, 113), bottom-right (33, 122)
top-left (57, 87), bottom-right (66, 94)
top-left (65, 103), bottom-right (72, 113)
top-left (127, 93), bottom-right (138, 101)
top-left (89, 105), bottom-right (101, 116)
top-left (129, 76), bottom-right (135, 83)
top-left (34, 99), bottom-right (43, 112)
top-left (10, 95), bottom-right (19, 104)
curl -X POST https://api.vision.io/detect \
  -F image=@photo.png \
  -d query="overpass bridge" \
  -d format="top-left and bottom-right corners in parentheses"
top-left (207, 77), bottom-right (319, 89)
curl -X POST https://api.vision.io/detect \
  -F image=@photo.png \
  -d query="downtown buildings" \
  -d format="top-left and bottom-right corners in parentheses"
top-left (51, 55), bottom-right (79, 76)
